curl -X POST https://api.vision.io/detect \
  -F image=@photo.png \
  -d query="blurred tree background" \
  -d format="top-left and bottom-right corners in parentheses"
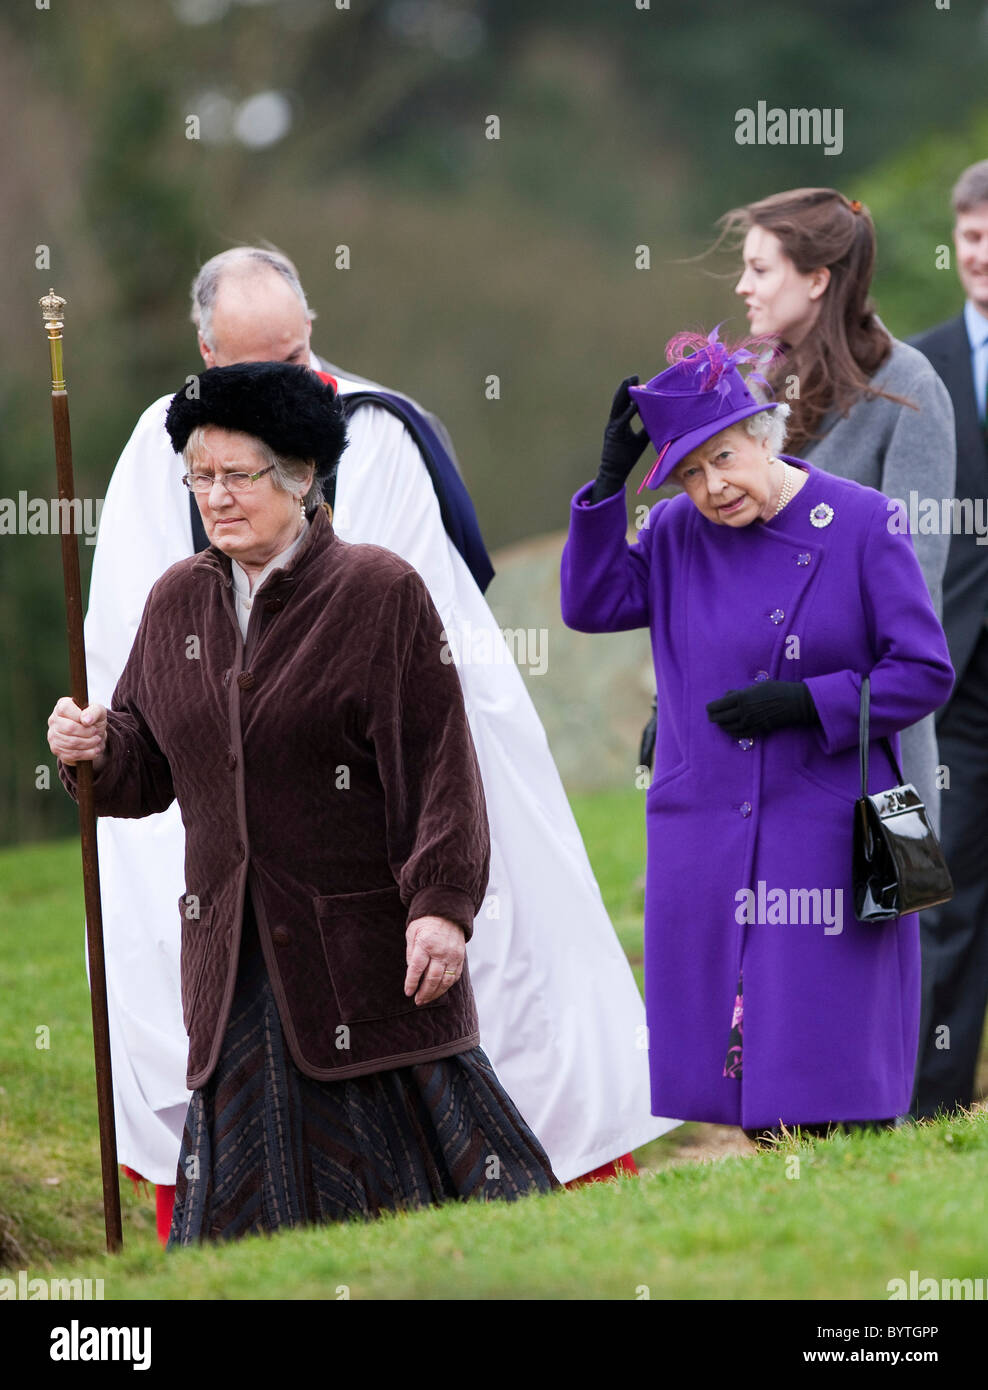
top-left (1, 0), bottom-right (987, 843)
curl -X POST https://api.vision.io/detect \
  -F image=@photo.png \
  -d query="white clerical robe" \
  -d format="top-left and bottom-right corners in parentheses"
top-left (83, 360), bottom-right (677, 1185)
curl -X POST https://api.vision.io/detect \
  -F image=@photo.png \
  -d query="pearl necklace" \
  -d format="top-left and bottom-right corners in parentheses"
top-left (773, 458), bottom-right (796, 516)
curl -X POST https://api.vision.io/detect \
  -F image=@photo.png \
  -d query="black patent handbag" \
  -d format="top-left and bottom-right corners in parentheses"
top-left (852, 677), bottom-right (953, 922)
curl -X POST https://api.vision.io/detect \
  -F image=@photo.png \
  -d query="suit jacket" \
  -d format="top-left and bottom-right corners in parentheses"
top-left (62, 505), bottom-right (490, 1088)
top-left (910, 314), bottom-right (988, 693)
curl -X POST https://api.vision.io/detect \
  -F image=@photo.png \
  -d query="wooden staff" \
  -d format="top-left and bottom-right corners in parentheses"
top-left (40, 289), bottom-right (122, 1253)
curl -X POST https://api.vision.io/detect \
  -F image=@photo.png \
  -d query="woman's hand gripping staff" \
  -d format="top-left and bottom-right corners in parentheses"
top-left (48, 698), bottom-right (109, 769)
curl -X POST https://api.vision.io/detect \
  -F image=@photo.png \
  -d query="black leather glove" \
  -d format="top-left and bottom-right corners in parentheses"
top-left (591, 376), bottom-right (651, 503)
top-left (706, 680), bottom-right (819, 736)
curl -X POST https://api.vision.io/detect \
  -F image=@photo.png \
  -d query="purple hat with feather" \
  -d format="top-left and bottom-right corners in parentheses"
top-left (630, 326), bottom-right (782, 492)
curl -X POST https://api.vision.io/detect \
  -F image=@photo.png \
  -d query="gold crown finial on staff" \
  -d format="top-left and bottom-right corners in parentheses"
top-left (40, 288), bottom-right (67, 390)
top-left (40, 288), bottom-right (66, 323)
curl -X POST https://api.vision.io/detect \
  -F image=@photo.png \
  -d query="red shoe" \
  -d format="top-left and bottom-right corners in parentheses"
top-left (565, 1153), bottom-right (638, 1188)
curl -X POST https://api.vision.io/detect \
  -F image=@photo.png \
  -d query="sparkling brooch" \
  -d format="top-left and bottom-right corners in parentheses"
top-left (809, 502), bottom-right (834, 529)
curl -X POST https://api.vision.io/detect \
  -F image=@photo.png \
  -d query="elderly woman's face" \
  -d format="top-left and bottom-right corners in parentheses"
top-left (672, 424), bottom-right (780, 526)
top-left (188, 426), bottom-right (310, 569)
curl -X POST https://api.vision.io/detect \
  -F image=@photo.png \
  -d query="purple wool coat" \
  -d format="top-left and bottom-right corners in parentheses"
top-left (561, 461), bottom-right (954, 1128)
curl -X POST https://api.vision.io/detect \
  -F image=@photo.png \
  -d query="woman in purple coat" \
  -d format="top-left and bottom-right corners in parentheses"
top-left (561, 330), bottom-right (954, 1137)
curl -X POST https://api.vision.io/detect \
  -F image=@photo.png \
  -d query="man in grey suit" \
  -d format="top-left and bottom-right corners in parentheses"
top-left (911, 159), bottom-right (988, 1117)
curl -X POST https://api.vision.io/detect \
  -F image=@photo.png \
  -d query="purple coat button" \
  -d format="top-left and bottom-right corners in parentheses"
top-left (769, 609), bottom-right (784, 624)
top-left (738, 737), bottom-right (754, 750)
top-left (796, 553), bottom-right (811, 566)
top-left (754, 670), bottom-right (770, 682)
top-left (740, 801), bottom-right (752, 818)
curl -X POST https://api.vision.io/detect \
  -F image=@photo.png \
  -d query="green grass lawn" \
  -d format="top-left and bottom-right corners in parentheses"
top-left (1, 790), bottom-right (985, 1299)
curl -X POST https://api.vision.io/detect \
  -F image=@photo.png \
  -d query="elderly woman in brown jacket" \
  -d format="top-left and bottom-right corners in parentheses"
top-left (48, 362), bottom-right (557, 1244)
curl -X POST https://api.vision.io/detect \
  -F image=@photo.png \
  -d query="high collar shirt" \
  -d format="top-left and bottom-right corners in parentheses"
top-left (230, 517), bottom-right (309, 640)
top-left (964, 298), bottom-right (988, 423)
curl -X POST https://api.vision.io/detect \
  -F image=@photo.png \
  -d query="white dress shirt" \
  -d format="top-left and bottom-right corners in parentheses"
top-left (964, 298), bottom-right (988, 422)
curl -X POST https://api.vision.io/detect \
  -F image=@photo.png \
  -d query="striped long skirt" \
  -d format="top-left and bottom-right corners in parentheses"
top-left (168, 901), bottom-right (558, 1245)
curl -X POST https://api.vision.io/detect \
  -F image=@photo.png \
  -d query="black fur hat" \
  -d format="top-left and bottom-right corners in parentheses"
top-left (165, 361), bottom-right (347, 481)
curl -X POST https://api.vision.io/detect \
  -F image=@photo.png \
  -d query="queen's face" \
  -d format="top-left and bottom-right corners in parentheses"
top-left (735, 226), bottom-right (824, 345)
top-left (187, 426), bottom-right (309, 571)
top-left (672, 423), bottom-right (780, 526)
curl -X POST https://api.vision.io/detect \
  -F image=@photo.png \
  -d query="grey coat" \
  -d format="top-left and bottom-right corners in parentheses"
top-left (801, 337), bottom-right (956, 828)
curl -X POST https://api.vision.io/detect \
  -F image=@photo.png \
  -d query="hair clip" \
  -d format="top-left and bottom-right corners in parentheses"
top-left (849, 199), bottom-right (862, 213)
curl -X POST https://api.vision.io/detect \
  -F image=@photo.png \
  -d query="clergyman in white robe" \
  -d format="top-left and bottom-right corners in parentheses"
top-left (83, 357), bottom-right (678, 1187)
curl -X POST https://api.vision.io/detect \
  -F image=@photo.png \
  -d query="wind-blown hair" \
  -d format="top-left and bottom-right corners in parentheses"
top-left (717, 189), bottom-right (915, 454)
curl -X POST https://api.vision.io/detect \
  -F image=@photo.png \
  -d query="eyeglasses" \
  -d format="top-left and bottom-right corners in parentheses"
top-left (181, 466), bottom-right (275, 495)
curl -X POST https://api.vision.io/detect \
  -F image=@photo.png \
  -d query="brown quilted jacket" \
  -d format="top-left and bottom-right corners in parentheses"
top-left (61, 505), bottom-right (490, 1086)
